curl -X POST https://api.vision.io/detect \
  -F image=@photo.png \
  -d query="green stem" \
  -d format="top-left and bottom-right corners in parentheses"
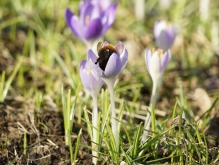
top-left (105, 78), bottom-right (119, 152)
top-left (92, 96), bottom-right (98, 165)
top-left (142, 81), bottom-right (157, 141)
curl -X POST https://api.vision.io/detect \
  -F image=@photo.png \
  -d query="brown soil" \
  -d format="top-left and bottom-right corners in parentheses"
top-left (0, 98), bottom-right (93, 165)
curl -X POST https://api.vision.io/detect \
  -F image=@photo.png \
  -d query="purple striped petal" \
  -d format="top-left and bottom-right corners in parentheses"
top-left (87, 49), bottom-right (98, 62)
top-left (160, 49), bottom-right (171, 72)
top-left (104, 53), bottom-right (121, 77)
top-left (85, 18), bottom-right (102, 39)
top-left (65, 8), bottom-right (83, 39)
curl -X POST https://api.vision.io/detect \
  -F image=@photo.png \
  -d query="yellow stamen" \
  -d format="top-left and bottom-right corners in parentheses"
top-left (157, 49), bottom-right (164, 58)
top-left (85, 15), bottom-right (90, 25)
top-left (166, 21), bottom-right (172, 27)
top-left (88, 67), bottom-right (92, 75)
top-left (152, 48), bottom-right (155, 54)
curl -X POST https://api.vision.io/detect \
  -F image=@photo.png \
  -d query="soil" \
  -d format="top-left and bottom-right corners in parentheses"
top-left (1, 91), bottom-right (219, 165)
top-left (0, 98), bottom-right (92, 165)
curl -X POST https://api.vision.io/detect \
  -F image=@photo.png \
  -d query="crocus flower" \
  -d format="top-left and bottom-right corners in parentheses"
top-left (145, 48), bottom-right (171, 85)
top-left (65, 1), bottom-right (117, 47)
top-left (80, 59), bottom-right (104, 165)
top-left (142, 48), bottom-right (171, 141)
top-left (88, 41), bottom-right (128, 151)
top-left (88, 41), bottom-right (128, 80)
top-left (80, 60), bottom-right (104, 98)
top-left (154, 20), bottom-right (175, 51)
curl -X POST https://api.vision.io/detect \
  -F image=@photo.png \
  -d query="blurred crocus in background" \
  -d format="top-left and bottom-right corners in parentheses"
top-left (154, 20), bottom-right (175, 51)
top-left (89, 41), bottom-right (128, 151)
top-left (142, 48), bottom-right (171, 141)
top-left (65, 0), bottom-right (117, 49)
top-left (80, 59), bottom-right (104, 164)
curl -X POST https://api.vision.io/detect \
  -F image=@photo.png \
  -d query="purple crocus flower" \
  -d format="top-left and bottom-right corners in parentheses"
top-left (80, 60), bottom-right (104, 98)
top-left (154, 20), bottom-right (175, 51)
top-left (88, 41), bottom-right (128, 150)
top-left (145, 48), bottom-right (171, 84)
top-left (142, 48), bottom-right (171, 141)
top-left (65, 0), bottom-right (117, 47)
top-left (88, 41), bottom-right (128, 80)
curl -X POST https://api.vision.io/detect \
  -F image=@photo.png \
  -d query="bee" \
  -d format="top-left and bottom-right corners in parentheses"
top-left (95, 42), bottom-right (117, 71)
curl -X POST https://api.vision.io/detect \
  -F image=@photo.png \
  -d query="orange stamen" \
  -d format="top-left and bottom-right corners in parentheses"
top-left (85, 15), bottom-right (90, 25)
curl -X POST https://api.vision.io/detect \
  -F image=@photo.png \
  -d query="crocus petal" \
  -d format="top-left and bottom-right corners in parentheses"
top-left (167, 26), bottom-right (175, 39)
top-left (80, 60), bottom-right (104, 97)
top-left (89, 58), bottom-right (105, 77)
top-left (101, 2), bottom-right (117, 25)
top-left (158, 30), bottom-right (174, 51)
top-left (80, 60), bottom-right (94, 92)
top-left (119, 49), bottom-right (128, 72)
top-left (104, 53), bottom-right (121, 77)
top-left (101, 2), bottom-right (117, 35)
top-left (154, 20), bottom-right (166, 40)
top-left (160, 49), bottom-right (171, 72)
top-left (87, 49), bottom-right (98, 63)
top-left (154, 20), bottom-right (175, 51)
top-left (80, 60), bottom-right (86, 69)
top-left (65, 8), bottom-right (82, 38)
top-left (85, 18), bottom-right (102, 39)
top-left (98, 0), bottom-right (111, 10)
top-left (82, 4), bottom-right (99, 24)
top-left (149, 51), bottom-right (161, 81)
top-left (145, 49), bottom-right (152, 74)
top-left (103, 41), bottom-right (108, 46)
top-left (116, 41), bottom-right (124, 55)
top-left (90, 71), bottom-right (104, 96)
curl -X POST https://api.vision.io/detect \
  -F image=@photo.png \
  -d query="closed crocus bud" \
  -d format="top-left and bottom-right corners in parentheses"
top-left (66, 1), bottom-right (117, 47)
top-left (80, 60), bottom-right (104, 98)
top-left (142, 48), bottom-right (171, 141)
top-left (154, 20), bottom-right (175, 51)
top-left (145, 48), bottom-right (171, 84)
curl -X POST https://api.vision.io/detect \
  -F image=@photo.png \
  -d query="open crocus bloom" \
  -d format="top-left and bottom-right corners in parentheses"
top-left (88, 41), bottom-right (128, 79)
top-left (145, 48), bottom-right (171, 84)
top-left (66, 1), bottom-right (117, 46)
top-left (80, 60), bottom-right (104, 98)
top-left (154, 20), bottom-right (175, 51)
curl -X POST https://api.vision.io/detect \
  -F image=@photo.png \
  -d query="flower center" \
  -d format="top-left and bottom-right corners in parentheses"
top-left (166, 22), bottom-right (172, 27)
top-left (157, 49), bottom-right (163, 58)
top-left (152, 48), bottom-right (155, 54)
top-left (85, 15), bottom-right (90, 25)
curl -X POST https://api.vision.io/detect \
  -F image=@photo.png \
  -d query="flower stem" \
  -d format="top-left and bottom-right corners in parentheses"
top-left (107, 79), bottom-right (119, 152)
top-left (92, 96), bottom-right (98, 165)
top-left (142, 81), bottom-right (157, 142)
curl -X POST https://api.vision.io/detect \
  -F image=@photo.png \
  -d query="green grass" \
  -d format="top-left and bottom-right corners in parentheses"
top-left (0, 0), bottom-right (219, 164)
